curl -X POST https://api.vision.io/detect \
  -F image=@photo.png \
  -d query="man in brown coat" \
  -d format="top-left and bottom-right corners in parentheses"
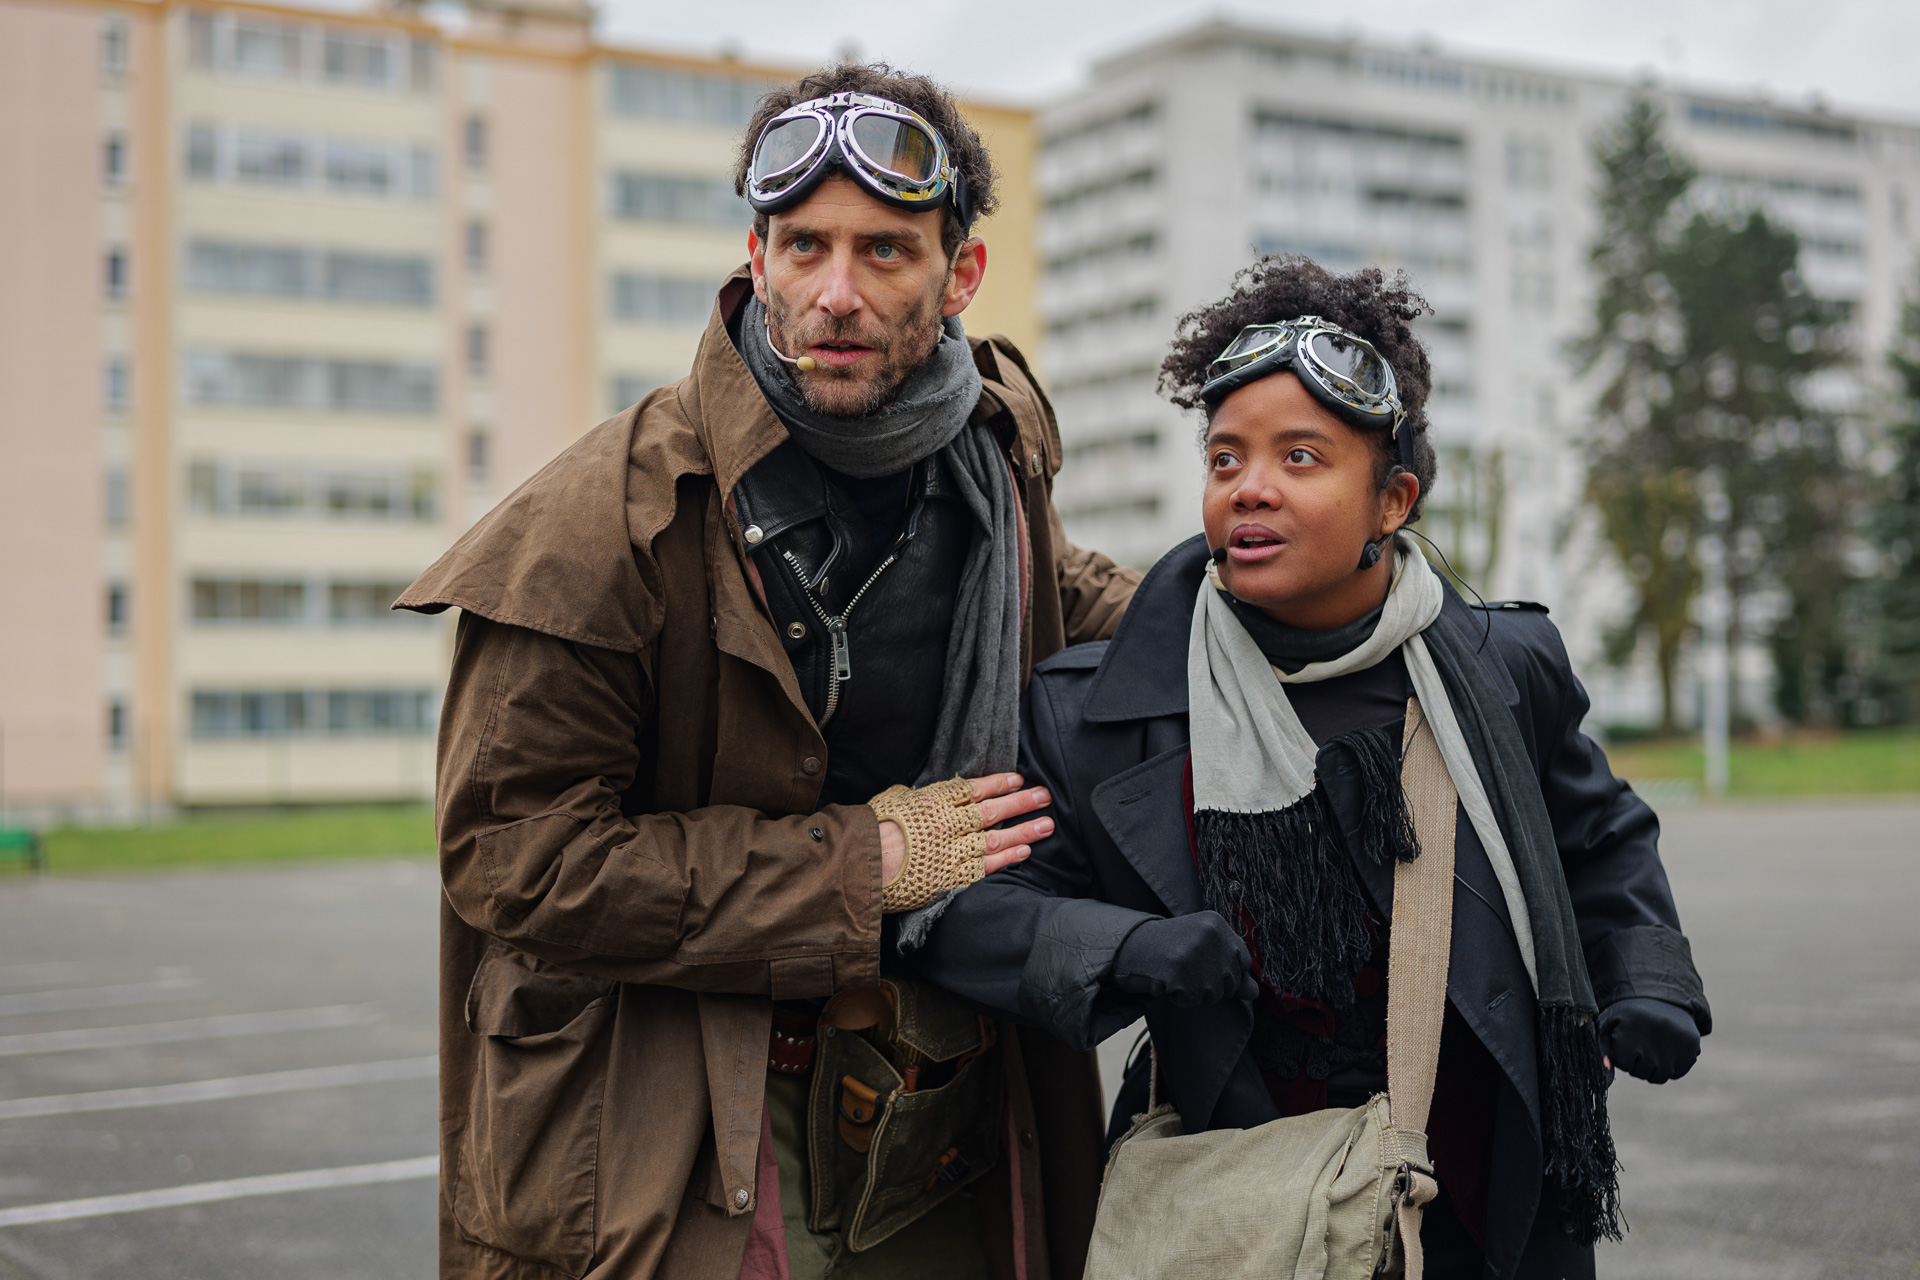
top-left (398, 64), bottom-right (1140, 1280)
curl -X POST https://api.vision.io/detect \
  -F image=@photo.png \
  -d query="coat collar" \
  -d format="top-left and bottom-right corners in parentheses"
top-left (1082, 534), bottom-right (1210, 722)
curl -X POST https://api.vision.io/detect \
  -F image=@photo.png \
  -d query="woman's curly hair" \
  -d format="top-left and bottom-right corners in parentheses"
top-left (1160, 255), bottom-right (1439, 522)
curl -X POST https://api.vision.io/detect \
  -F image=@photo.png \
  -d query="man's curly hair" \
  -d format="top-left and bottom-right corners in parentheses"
top-left (734, 63), bottom-right (998, 259)
top-left (1160, 255), bottom-right (1439, 522)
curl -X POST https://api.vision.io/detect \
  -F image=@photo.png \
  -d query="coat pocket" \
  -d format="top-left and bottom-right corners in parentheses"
top-left (452, 945), bottom-right (618, 1278)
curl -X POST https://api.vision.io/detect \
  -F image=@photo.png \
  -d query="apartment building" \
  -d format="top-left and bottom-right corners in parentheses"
top-left (1039, 20), bottom-right (1920, 707)
top-left (0, 0), bottom-right (1037, 819)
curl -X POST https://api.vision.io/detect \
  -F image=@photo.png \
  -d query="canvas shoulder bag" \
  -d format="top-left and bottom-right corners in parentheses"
top-left (1083, 700), bottom-right (1455, 1280)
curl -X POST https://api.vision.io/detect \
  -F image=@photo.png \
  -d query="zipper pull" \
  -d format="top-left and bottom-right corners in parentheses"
top-left (828, 618), bottom-right (852, 682)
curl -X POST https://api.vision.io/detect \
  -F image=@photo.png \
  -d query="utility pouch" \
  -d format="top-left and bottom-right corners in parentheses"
top-left (805, 970), bottom-right (1002, 1252)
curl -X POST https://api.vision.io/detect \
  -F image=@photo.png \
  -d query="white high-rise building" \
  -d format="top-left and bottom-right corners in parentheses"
top-left (1040, 19), bottom-right (1920, 709)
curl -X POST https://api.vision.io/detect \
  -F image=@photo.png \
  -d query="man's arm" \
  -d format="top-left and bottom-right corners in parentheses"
top-left (1049, 501), bottom-right (1143, 646)
top-left (436, 612), bottom-right (883, 999)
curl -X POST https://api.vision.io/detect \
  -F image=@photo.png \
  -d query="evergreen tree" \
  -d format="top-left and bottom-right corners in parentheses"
top-left (1573, 99), bottom-right (1698, 731)
top-left (1864, 280), bottom-right (1920, 719)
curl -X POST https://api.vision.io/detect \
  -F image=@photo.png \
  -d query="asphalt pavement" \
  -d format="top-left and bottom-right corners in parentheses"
top-left (0, 801), bottom-right (1915, 1279)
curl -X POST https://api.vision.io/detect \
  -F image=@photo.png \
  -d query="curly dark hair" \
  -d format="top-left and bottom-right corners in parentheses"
top-left (733, 63), bottom-right (998, 259)
top-left (1160, 255), bottom-right (1439, 522)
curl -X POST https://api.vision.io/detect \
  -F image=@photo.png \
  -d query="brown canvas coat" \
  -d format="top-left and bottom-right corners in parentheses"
top-left (399, 273), bottom-right (1142, 1280)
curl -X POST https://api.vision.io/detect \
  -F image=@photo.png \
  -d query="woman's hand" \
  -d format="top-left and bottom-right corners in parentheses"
top-left (1109, 911), bottom-right (1260, 1007)
top-left (871, 774), bottom-right (1052, 913)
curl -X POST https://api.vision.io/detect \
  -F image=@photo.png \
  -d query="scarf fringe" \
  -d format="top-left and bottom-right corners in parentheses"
top-left (1345, 722), bottom-right (1421, 867)
top-left (1539, 1004), bottom-right (1625, 1245)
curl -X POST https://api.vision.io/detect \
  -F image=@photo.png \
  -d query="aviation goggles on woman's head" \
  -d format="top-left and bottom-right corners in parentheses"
top-left (746, 92), bottom-right (972, 232)
top-left (1200, 316), bottom-right (1406, 446)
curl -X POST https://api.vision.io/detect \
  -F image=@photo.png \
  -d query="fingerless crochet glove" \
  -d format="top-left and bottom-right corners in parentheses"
top-left (870, 778), bottom-right (988, 913)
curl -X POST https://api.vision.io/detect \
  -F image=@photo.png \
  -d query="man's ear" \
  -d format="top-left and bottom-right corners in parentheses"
top-left (748, 230), bottom-right (769, 305)
top-left (941, 237), bottom-right (987, 318)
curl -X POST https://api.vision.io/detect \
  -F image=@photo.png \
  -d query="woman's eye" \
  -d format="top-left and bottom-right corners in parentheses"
top-left (1211, 451), bottom-right (1239, 470)
top-left (1286, 448), bottom-right (1315, 465)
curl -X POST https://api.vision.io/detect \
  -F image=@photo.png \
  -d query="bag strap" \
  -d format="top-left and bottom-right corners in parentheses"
top-left (1384, 697), bottom-right (1456, 1279)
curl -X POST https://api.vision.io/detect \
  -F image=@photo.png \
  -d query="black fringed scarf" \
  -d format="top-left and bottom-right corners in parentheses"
top-left (1187, 539), bottom-right (1621, 1245)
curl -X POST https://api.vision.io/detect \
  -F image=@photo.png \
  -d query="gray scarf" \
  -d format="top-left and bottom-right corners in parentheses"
top-left (1188, 539), bottom-right (1620, 1244)
top-left (738, 295), bottom-right (1022, 787)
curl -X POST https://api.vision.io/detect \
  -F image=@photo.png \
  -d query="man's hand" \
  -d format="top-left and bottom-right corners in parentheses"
top-left (871, 774), bottom-right (1051, 913)
top-left (1109, 912), bottom-right (1260, 1008)
top-left (1599, 996), bottom-right (1701, 1084)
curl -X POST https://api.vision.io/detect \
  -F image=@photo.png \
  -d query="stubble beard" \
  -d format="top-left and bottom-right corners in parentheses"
top-left (766, 277), bottom-right (948, 419)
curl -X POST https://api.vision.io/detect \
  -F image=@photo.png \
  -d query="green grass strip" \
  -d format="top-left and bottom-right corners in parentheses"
top-left (20, 805), bottom-right (436, 874)
top-left (1606, 728), bottom-right (1920, 797)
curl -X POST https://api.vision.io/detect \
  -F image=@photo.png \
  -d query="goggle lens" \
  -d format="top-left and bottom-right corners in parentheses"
top-left (1306, 331), bottom-right (1389, 399)
top-left (754, 116), bottom-right (826, 187)
top-left (848, 113), bottom-right (940, 183)
top-left (1212, 326), bottom-right (1287, 371)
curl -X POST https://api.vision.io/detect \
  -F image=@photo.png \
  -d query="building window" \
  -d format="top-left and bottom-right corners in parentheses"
top-left (230, 17), bottom-right (304, 78)
top-left (105, 247), bottom-right (128, 300)
top-left (107, 698), bottom-right (129, 750)
top-left (184, 459), bottom-right (441, 522)
top-left (465, 219), bottom-right (487, 273)
top-left (101, 15), bottom-right (129, 75)
top-left (610, 272), bottom-right (717, 324)
top-left (191, 578), bottom-right (307, 623)
top-left (185, 240), bottom-right (435, 307)
top-left (328, 580), bottom-right (420, 624)
top-left (186, 11), bottom-right (216, 68)
top-left (323, 139), bottom-right (396, 195)
top-left (322, 30), bottom-right (390, 87)
top-left (609, 375), bottom-right (663, 413)
top-left (235, 130), bottom-right (308, 185)
top-left (103, 132), bottom-right (127, 187)
top-left (185, 350), bottom-right (438, 414)
top-left (106, 582), bottom-right (129, 634)
top-left (190, 688), bottom-right (435, 738)
top-left (106, 467), bottom-right (130, 527)
top-left (1505, 136), bottom-right (1552, 190)
top-left (408, 39), bottom-right (436, 92)
top-left (468, 428), bottom-right (489, 480)
top-left (104, 354), bottom-right (130, 413)
top-left (464, 114), bottom-right (486, 171)
top-left (608, 172), bottom-right (746, 226)
top-left (466, 324), bottom-right (488, 376)
top-left (606, 65), bottom-right (765, 127)
top-left (185, 123), bottom-right (219, 180)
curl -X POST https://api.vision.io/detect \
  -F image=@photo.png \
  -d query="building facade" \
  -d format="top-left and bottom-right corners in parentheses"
top-left (0, 0), bottom-right (1037, 819)
top-left (1038, 21), bottom-right (1920, 721)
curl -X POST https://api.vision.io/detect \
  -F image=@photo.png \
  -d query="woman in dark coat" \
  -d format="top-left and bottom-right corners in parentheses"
top-left (909, 258), bottom-right (1710, 1279)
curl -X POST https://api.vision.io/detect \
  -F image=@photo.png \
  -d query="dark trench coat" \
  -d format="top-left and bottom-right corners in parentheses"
top-left (911, 535), bottom-right (1711, 1280)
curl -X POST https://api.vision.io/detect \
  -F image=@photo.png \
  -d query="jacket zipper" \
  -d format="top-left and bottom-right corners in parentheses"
top-left (780, 547), bottom-right (899, 729)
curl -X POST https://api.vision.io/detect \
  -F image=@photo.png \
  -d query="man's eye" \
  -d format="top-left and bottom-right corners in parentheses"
top-left (872, 243), bottom-right (899, 260)
top-left (791, 238), bottom-right (816, 254)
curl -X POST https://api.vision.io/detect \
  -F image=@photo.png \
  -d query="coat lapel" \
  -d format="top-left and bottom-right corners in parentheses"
top-left (1091, 746), bottom-right (1203, 917)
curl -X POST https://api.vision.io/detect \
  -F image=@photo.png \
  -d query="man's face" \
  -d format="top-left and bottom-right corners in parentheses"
top-left (750, 175), bottom-right (986, 418)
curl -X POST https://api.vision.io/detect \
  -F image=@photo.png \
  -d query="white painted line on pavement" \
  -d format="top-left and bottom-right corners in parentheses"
top-left (0, 1055), bottom-right (437, 1120)
top-left (0, 1005), bottom-right (372, 1058)
top-left (0, 978), bottom-right (204, 1019)
top-left (0, 1156), bottom-right (439, 1228)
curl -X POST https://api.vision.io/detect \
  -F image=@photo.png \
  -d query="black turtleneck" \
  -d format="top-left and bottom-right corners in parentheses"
top-left (1221, 590), bottom-right (1410, 747)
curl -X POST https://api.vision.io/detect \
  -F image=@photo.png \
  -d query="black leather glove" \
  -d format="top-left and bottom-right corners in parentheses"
top-left (1599, 996), bottom-right (1701, 1084)
top-left (1109, 912), bottom-right (1260, 1008)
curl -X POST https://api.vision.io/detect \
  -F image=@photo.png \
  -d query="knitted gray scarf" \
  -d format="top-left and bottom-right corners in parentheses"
top-left (1188, 539), bottom-right (1620, 1244)
top-left (738, 295), bottom-right (1022, 787)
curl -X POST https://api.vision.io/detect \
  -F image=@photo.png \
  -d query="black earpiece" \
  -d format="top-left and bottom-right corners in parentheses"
top-left (1358, 533), bottom-right (1392, 571)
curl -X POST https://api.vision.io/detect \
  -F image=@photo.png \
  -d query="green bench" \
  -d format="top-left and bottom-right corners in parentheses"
top-left (0, 828), bottom-right (42, 874)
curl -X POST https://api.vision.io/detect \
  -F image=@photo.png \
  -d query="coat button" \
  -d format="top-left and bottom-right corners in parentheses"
top-left (786, 621), bottom-right (807, 640)
top-left (744, 524), bottom-right (764, 545)
top-left (802, 756), bottom-right (822, 776)
top-left (1029, 452), bottom-right (1040, 472)
top-left (733, 1188), bottom-right (750, 1209)
top-left (1019, 1130), bottom-right (1036, 1149)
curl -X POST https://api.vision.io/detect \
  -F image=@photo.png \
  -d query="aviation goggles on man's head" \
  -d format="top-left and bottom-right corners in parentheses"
top-left (1200, 316), bottom-right (1406, 446)
top-left (746, 92), bottom-right (972, 232)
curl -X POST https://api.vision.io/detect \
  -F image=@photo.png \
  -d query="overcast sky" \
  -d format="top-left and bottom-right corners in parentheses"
top-left (596, 0), bottom-right (1920, 121)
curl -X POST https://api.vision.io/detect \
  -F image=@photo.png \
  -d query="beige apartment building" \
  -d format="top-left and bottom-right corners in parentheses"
top-left (0, 0), bottom-right (1039, 819)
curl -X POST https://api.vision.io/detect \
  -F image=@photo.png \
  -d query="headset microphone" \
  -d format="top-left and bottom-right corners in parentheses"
top-left (1211, 546), bottom-right (1229, 566)
top-left (763, 316), bottom-right (818, 373)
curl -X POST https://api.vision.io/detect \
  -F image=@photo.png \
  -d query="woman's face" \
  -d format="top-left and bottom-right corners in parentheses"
top-left (1202, 371), bottom-right (1418, 629)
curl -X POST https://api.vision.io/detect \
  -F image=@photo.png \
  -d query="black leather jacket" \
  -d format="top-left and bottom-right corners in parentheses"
top-left (911, 535), bottom-right (1710, 1280)
top-left (734, 440), bottom-right (973, 807)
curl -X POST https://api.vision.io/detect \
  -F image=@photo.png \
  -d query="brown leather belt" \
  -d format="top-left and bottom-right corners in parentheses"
top-left (769, 1006), bottom-right (818, 1075)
